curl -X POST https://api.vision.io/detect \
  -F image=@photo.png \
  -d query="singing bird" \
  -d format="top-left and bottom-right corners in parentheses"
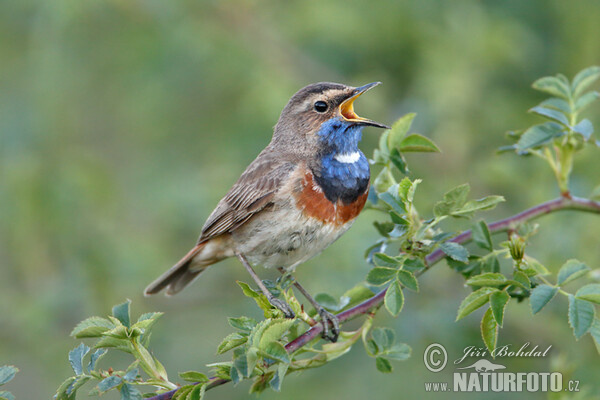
top-left (145, 82), bottom-right (388, 341)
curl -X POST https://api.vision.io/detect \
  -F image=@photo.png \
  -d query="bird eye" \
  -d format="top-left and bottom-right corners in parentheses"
top-left (314, 101), bottom-right (328, 113)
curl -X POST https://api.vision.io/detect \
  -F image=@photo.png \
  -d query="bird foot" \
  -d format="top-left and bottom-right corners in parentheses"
top-left (269, 297), bottom-right (295, 319)
top-left (318, 308), bottom-right (340, 342)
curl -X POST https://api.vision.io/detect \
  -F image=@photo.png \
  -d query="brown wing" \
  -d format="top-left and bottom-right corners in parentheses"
top-left (198, 151), bottom-right (296, 242)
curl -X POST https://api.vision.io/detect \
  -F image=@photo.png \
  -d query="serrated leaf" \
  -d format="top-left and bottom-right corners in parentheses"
top-left (572, 66), bottom-right (600, 97)
top-left (186, 384), bottom-right (206, 400)
top-left (590, 319), bottom-right (600, 355)
top-left (489, 291), bottom-right (510, 326)
top-left (94, 336), bottom-right (131, 353)
top-left (258, 319), bottom-right (295, 350)
top-left (529, 284), bottom-right (558, 314)
top-left (55, 376), bottom-right (76, 400)
top-left (341, 284), bottom-right (375, 309)
top-left (261, 342), bottom-right (289, 364)
top-left (532, 75), bottom-right (571, 98)
top-left (465, 273), bottom-right (507, 287)
top-left (557, 259), bottom-right (590, 286)
top-left (452, 196), bottom-right (505, 217)
top-left (236, 281), bottom-right (272, 312)
top-left (133, 312), bottom-right (163, 331)
top-left (375, 357), bottom-right (392, 373)
top-left (123, 368), bottom-right (139, 382)
top-left (179, 371), bottom-right (209, 383)
top-left (366, 267), bottom-right (398, 286)
top-left (97, 375), bottom-right (122, 392)
top-left (522, 256), bottom-right (550, 276)
top-left (68, 343), bottom-right (90, 375)
top-left (228, 316), bottom-right (257, 332)
top-left (456, 287), bottom-right (498, 320)
top-left (389, 149), bottom-right (408, 174)
top-left (512, 271), bottom-right (531, 290)
top-left (314, 293), bottom-right (339, 310)
top-left (568, 295), bottom-right (595, 340)
top-left (120, 383), bottom-right (143, 400)
top-left (387, 113), bottom-right (416, 151)
top-left (516, 122), bottom-right (565, 151)
top-left (572, 119), bottom-right (594, 140)
top-left (482, 256), bottom-right (500, 273)
top-left (472, 220), bottom-right (493, 251)
top-left (378, 184), bottom-right (406, 214)
top-left (269, 363), bottom-right (288, 392)
top-left (87, 349), bottom-right (107, 372)
top-left (112, 300), bottom-right (131, 328)
top-left (372, 327), bottom-right (395, 351)
top-left (384, 281), bottom-right (404, 317)
top-left (398, 133), bottom-right (440, 153)
top-left (574, 91), bottom-right (600, 112)
top-left (481, 308), bottom-right (498, 354)
top-left (439, 242), bottom-right (469, 263)
top-left (433, 184), bottom-right (470, 217)
top-left (529, 106), bottom-right (570, 126)
top-left (576, 284), bottom-right (600, 304)
top-left (385, 343), bottom-right (411, 361)
top-left (0, 366), bottom-right (18, 386)
top-left (397, 270), bottom-right (418, 292)
top-left (373, 252), bottom-right (401, 268)
top-left (71, 317), bottom-right (115, 338)
top-left (217, 332), bottom-right (248, 354)
top-left (540, 97), bottom-right (571, 114)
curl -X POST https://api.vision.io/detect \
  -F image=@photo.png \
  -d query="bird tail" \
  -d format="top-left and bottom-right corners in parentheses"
top-left (144, 243), bottom-right (214, 296)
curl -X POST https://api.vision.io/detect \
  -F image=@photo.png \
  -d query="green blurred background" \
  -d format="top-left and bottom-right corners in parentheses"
top-left (1, 0), bottom-right (600, 398)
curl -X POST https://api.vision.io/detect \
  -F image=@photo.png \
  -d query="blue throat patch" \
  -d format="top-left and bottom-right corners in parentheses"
top-left (313, 118), bottom-right (370, 204)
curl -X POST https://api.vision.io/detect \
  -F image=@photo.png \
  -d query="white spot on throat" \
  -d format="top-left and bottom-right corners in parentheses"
top-left (334, 151), bottom-right (360, 164)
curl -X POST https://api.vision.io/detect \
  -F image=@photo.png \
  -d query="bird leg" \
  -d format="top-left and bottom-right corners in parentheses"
top-left (277, 268), bottom-right (340, 343)
top-left (236, 253), bottom-right (295, 318)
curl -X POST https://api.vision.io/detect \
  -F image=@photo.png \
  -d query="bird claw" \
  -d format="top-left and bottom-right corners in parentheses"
top-left (269, 297), bottom-right (295, 319)
top-left (318, 308), bottom-right (340, 342)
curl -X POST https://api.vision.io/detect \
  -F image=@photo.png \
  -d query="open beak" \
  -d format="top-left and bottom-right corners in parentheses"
top-left (339, 82), bottom-right (390, 129)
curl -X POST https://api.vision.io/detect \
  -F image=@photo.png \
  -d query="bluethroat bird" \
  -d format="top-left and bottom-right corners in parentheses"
top-left (145, 82), bottom-right (389, 341)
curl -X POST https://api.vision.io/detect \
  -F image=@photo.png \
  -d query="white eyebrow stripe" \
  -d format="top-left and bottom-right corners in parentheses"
top-left (334, 152), bottom-right (361, 163)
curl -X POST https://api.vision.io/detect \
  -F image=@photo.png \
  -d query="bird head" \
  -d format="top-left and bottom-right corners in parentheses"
top-left (272, 82), bottom-right (389, 153)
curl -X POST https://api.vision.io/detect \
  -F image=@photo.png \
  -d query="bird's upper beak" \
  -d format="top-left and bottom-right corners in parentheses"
top-left (339, 82), bottom-right (390, 129)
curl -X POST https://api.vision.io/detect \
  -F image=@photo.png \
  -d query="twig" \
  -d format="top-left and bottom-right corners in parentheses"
top-left (148, 195), bottom-right (600, 400)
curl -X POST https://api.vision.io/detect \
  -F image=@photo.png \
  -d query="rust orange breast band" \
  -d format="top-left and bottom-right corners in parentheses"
top-left (295, 171), bottom-right (368, 225)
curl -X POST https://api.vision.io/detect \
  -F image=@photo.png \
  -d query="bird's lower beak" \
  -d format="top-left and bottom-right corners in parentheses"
top-left (339, 82), bottom-right (390, 129)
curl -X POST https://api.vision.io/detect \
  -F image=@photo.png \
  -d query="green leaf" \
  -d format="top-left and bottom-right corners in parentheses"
top-left (378, 184), bottom-right (406, 214)
top-left (439, 242), bottom-right (470, 263)
top-left (465, 273), bottom-right (506, 287)
top-left (397, 270), bottom-right (418, 292)
top-left (512, 271), bottom-right (531, 290)
top-left (217, 332), bottom-right (248, 354)
top-left (529, 284), bottom-right (558, 314)
top-left (97, 375), bottom-right (122, 392)
top-left (71, 316), bottom-right (115, 338)
top-left (133, 312), bottom-right (163, 331)
top-left (516, 122), bottom-right (564, 151)
top-left (236, 281), bottom-right (272, 312)
top-left (398, 133), bottom-right (440, 153)
top-left (314, 293), bottom-right (339, 310)
top-left (372, 327), bottom-right (395, 351)
top-left (489, 291), bottom-right (510, 326)
top-left (55, 376), bottom-right (76, 400)
top-left (568, 295), bottom-right (595, 340)
top-left (529, 106), bottom-right (570, 126)
top-left (574, 91), bottom-right (600, 112)
top-left (123, 368), bottom-right (139, 382)
top-left (433, 184), bottom-right (470, 217)
top-left (179, 371), bottom-right (209, 383)
top-left (522, 256), bottom-right (550, 276)
top-left (452, 196), bottom-right (505, 217)
top-left (539, 97), bottom-right (571, 114)
top-left (576, 284), bottom-right (600, 305)
top-left (472, 220), bottom-right (493, 251)
top-left (590, 319), bottom-right (600, 355)
top-left (228, 316), bottom-right (257, 332)
top-left (456, 287), bottom-right (499, 321)
top-left (373, 356), bottom-right (392, 373)
top-left (0, 367), bottom-right (18, 386)
top-left (366, 267), bottom-right (398, 286)
top-left (532, 75), bottom-right (571, 98)
top-left (384, 281), bottom-right (404, 317)
top-left (387, 113), bottom-right (416, 151)
top-left (482, 256), bottom-right (500, 273)
top-left (386, 343), bottom-right (412, 361)
top-left (186, 384), bottom-right (206, 400)
top-left (572, 119), bottom-right (594, 140)
top-left (480, 308), bottom-right (498, 354)
top-left (269, 363), bottom-right (289, 392)
top-left (557, 259), bottom-right (590, 286)
top-left (389, 149), bottom-right (408, 174)
top-left (69, 343), bottom-right (90, 375)
top-left (373, 253), bottom-right (401, 268)
top-left (258, 319), bottom-right (295, 350)
top-left (261, 342), bottom-right (290, 364)
top-left (571, 66), bottom-right (600, 97)
top-left (112, 300), bottom-right (131, 328)
top-left (120, 383), bottom-right (143, 400)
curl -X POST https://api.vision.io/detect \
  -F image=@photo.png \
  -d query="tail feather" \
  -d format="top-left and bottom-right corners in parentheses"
top-left (144, 244), bottom-right (210, 296)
